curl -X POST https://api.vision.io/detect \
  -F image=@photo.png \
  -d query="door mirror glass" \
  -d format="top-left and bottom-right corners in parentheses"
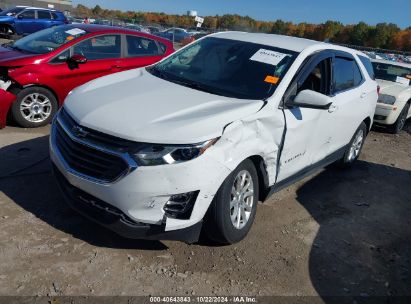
top-left (286, 89), bottom-right (332, 110)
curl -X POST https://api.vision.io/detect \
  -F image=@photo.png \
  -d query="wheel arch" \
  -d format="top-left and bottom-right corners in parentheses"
top-left (248, 155), bottom-right (270, 202)
top-left (14, 84), bottom-right (60, 105)
top-left (363, 116), bottom-right (372, 133)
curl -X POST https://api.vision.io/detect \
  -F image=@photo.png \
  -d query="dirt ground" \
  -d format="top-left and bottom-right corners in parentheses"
top-left (0, 121), bottom-right (410, 301)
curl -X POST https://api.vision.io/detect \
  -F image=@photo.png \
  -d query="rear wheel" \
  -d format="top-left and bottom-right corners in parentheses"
top-left (340, 122), bottom-right (367, 167)
top-left (391, 103), bottom-right (410, 134)
top-left (11, 86), bottom-right (58, 128)
top-left (204, 159), bottom-right (259, 244)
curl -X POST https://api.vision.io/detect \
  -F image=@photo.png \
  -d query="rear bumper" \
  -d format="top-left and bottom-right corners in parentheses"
top-left (373, 102), bottom-right (404, 125)
top-left (53, 165), bottom-right (203, 243)
top-left (0, 89), bottom-right (16, 128)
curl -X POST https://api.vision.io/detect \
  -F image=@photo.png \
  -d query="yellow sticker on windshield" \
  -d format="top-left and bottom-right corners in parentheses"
top-left (264, 75), bottom-right (279, 84)
top-left (66, 36), bottom-right (74, 41)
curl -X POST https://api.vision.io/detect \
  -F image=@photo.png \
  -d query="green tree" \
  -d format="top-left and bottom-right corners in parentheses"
top-left (349, 22), bottom-right (370, 46)
top-left (92, 5), bottom-right (103, 16)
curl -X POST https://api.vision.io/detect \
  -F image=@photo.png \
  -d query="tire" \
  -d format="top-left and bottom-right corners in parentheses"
top-left (340, 122), bottom-right (367, 167)
top-left (11, 87), bottom-right (58, 128)
top-left (391, 103), bottom-right (410, 134)
top-left (204, 159), bottom-right (259, 244)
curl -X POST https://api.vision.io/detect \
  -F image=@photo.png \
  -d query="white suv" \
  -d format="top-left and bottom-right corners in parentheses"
top-left (371, 59), bottom-right (411, 133)
top-left (50, 32), bottom-right (378, 244)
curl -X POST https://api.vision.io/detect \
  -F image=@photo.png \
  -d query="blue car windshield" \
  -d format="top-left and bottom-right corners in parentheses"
top-left (0, 7), bottom-right (25, 16)
top-left (9, 25), bottom-right (89, 54)
top-left (147, 37), bottom-right (298, 100)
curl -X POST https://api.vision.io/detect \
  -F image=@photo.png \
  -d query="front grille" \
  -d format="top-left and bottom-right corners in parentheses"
top-left (54, 109), bottom-right (134, 183)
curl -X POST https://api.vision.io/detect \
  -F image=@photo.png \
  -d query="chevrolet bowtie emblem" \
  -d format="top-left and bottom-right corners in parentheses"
top-left (72, 125), bottom-right (89, 138)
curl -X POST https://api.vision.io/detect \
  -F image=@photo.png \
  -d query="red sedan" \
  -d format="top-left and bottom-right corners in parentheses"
top-left (0, 24), bottom-right (174, 128)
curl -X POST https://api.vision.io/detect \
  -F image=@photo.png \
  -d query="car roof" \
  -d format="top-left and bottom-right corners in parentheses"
top-left (59, 24), bottom-right (173, 45)
top-left (210, 32), bottom-right (327, 52)
top-left (17, 6), bottom-right (57, 11)
top-left (371, 58), bottom-right (411, 69)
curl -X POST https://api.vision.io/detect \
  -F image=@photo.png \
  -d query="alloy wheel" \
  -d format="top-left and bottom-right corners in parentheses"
top-left (230, 170), bottom-right (254, 230)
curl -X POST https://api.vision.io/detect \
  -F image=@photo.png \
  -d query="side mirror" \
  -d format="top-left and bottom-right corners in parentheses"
top-left (67, 54), bottom-right (87, 70)
top-left (286, 89), bottom-right (332, 110)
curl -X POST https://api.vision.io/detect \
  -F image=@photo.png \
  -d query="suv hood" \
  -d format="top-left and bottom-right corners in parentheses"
top-left (377, 79), bottom-right (411, 97)
top-left (0, 16), bottom-right (14, 22)
top-left (64, 68), bottom-right (264, 144)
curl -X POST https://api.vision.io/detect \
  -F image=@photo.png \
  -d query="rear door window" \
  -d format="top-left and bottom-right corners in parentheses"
top-left (126, 35), bottom-right (163, 57)
top-left (37, 10), bottom-right (51, 19)
top-left (333, 56), bottom-right (363, 93)
top-left (73, 35), bottom-right (121, 60)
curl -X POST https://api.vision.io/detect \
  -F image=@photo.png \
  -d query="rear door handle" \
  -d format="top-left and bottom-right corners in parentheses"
top-left (360, 92), bottom-right (367, 99)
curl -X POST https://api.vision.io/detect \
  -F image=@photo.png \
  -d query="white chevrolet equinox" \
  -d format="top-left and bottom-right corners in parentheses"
top-left (50, 32), bottom-right (378, 244)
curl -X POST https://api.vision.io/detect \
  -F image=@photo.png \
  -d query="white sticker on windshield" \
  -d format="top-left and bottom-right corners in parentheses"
top-left (65, 28), bottom-right (86, 36)
top-left (250, 49), bottom-right (287, 66)
top-left (6, 13), bottom-right (12, 16)
top-left (396, 76), bottom-right (410, 86)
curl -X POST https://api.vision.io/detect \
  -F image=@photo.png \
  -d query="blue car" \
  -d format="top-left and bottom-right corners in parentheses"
top-left (0, 6), bottom-right (68, 36)
top-left (155, 27), bottom-right (193, 43)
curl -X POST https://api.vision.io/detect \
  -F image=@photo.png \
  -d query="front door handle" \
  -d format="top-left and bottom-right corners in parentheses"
top-left (360, 92), bottom-right (367, 99)
top-left (328, 104), bottom-right (338, 113)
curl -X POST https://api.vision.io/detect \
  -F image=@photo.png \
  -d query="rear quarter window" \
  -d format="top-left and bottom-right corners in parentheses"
top-left (358, 55), bottom-right (375, 80)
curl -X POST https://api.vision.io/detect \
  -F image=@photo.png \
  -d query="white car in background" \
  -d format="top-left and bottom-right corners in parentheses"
top-left (50, 33), bottom-right (378, 244)
top-left (371, 59), bottom-right (411, 133)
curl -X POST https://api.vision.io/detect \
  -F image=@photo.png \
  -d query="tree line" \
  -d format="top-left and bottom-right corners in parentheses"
top-left (74, 4), bottom-right (411, 52)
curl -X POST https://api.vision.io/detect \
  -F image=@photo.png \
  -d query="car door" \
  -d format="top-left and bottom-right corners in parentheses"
top-left (122, 35), bottom-right (167, 70)
top-left (323, 52), bottom-right (372, 154)
top-left (14, 9), bottom-right (36, 34)
top-left (36, 10), bottom-right (53, 30)
top-left (46, 34), bottom-right (124, 100)
top-left (276, 51), bottom-right (335, 182)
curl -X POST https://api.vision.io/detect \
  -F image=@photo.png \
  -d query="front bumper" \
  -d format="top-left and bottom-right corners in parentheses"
top-left (373, 102), bottom-right (401, 125)
top-left (53, 165), bottom-right (203, 242)
top-left (49, 118), bottom-right (232, 239)
top-left (0, 89), bottom-right (16, 128)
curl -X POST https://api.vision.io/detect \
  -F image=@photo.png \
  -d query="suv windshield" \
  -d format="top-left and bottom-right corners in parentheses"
top-left (0, 7), bottom-right (25, 16)
top-left (372, 62), bottom-right (411, 85)
top-left (147, 37), bottom-right (297, 99)
top-left (8, 25), bottom-right (88, 54)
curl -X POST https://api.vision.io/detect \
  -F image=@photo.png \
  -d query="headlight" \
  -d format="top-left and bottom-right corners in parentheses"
top-left (130, 138), bottom-right (219, 166)
top-left (378, 94), bottom-right (396, 105)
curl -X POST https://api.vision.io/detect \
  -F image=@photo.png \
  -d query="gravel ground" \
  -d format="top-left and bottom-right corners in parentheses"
top-left (0, 120), bottom-right (410, 300)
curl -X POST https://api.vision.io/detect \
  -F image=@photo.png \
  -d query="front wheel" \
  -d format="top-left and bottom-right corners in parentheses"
top-left (11, 87), bottom-right (58, 128)
top-left (204, 159), bottom-right (259, 244)
top-left (340, 122), bottom-right (367, 167)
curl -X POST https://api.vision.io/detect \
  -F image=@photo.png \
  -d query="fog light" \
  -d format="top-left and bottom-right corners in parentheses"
top-left (164, 191), bottom-right (199, 219)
